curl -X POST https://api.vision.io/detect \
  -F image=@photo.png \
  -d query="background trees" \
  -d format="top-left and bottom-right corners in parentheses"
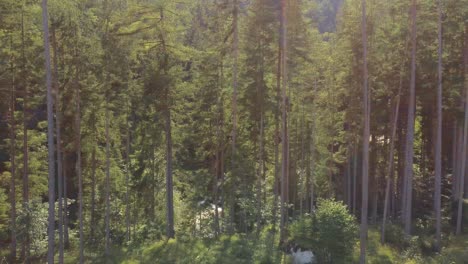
top-left (0, 0), bottom-right (468, 263)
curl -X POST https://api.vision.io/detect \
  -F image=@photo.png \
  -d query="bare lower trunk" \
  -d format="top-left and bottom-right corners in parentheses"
top-left (279, 0), bottom-right (289, 245)
top-left (76, 79), bottom-right (84, 264)
top-left (272, 41), bottom-right (281, 236)
top-left (403, 0), bottom-right (418, 236)
top-left (256, 111), bottom-right (264, 235)
top-left (359, 0), bottom-right (370, 262)
top-left (90, 145), bottom-right (97, 243)
top-left (105, 98), bottom-right (111, 255)
top-left (9, 48), bottom-right (17, 262)
top-left (125, 118), bottom-right (131, 242)
top-left (456, 24), bottom-right (468, 235)
top-left (20, 7), bottom-right (30, 261)
top-left (434, 0), bottom-right (443, 250)
top-left (452, 122), bottom-right (458, 200)
top-left (165, 106), bottom-right (175, 238)
top-left (353, 145), bottom-right (357, 215)
top-left (41, 1), bottom-right (56, 262)
top-left (52, 25), bottom-right (64, 264)
top-left (382, 69), bottom-right (403, 244)
top-left (64, 160), bottom-right (69, 247)
top-left (229, 0), bottom-right (239, 234)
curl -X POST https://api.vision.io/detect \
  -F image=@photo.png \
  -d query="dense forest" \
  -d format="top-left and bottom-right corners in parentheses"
top-left (0, 0), bottom-right (468, 263)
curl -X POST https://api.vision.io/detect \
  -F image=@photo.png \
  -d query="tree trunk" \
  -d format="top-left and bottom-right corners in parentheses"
top-left (9, 36), bottom-right (17, 262)
top-left (456, 23), bottom-right (468, 235)
top-left (90, 143), bottom-right (97, 243)
top-left (359, 0), bottom-right (370, 262)
top-left (434, 0), bottom-right (443, 250)
top-left (382, 67), bottom-right (403, 244)
top-left (75, 71), bottom-right (84, 263)
top-left (41, 1), bottom-right (56, 262)
top-left (64, 160), bottom-right (69, 247)
top-left (165, 81), bottom-right (175, 238)
top-left (125, 116), bottom-right (131, 242)
top-left (105, 97), bottom-right (111, 255)
top-left (20, 7), bottom-right (30, 261)
top-left (452, 122), bottom-right (458, 201)
top-left (310, 133), bottom-right (315, 213)
top-left (229, 0), bottom-right (239, 234)
top-left (272, 39), bottom-right (281, 236)
top-left (347, 151), bottom-right (352, 209)
top-left (371, 137), bottom-right (378, 225)
top-left (51, 25), bottom-right (64, 264)
top-left (256, 110), bottom-right (264, 235)
top-left (213, 61), bottom-right (223, 235)
top-left (403, 0), bottom-right (417, 235)
top-left (279, 0), bottom-right (289, 245)
top-left (353, 144), bottom-right (357, 215)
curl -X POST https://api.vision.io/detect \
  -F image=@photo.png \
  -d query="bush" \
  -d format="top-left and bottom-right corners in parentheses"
top-left (384, 224), bottom-right (408, 249)
top-left (289, 199), bottom-right (358, 264)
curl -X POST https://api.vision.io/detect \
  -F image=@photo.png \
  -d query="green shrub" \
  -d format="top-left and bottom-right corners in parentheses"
top-left (383, 224), bottom-right (408, 249)
top-left (289, 199), bottom-right (358, 264)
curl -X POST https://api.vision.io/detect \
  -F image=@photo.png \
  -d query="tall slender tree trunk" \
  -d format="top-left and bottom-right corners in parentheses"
top-left (456, 24), bottom-right (468, 235)
top-left (229, 0), bottom-right (239, 234)
top-left (272, 40), bottom-right (281, 236)
top-left (51, 25), bottom-right (64, 264)
top-left (63, 160), bottom-right (69, 247)
top-left (90, 143), bottom-right (97, 243)
top-left (403, 0), bottom-right (418, 235)
top-left (353, 144), bottom-right (357, 215)
top-left (213, 61), bottom-right (224, 235)
top-left (75, 70), bottom-right (84, 263)
top-left (279, 0), bottom-right (289, 245)
top-left (359, 0), bottom-right (370, 262)
top-left (105, 97), bottom-right (111, 255)
top-left (370, 137), bottom-right (378, 225)
top-left (165, 90), bottom-right (175, 238)
top-left (347, 151), bottom-right (352, 209)
top-left (218, 60), bottom-right (226, 233)
top-left (214, 126), bottom-right (220, 236)
top-left (256, 110), bottom-right (264, 235)
top-left (9, 38), bottom-right (17, 262)
top-left (434, 0), bottom-right (443, 251)
top-left (125, 116), bottom-right (131, 242)
top-left (20, 7), bottom-right (30, 262)
top-left (382, 68), bottom-right (403, 244)
top-left (452, 122), bottom-right (458, 200)
top-left (41, 1), bottom-right (56, 262)
top-left (310, 133), bottom-right (315, 213)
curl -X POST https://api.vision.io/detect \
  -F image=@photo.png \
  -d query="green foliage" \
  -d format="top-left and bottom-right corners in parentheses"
top-left (16, 200), bottom-right (48, 258)
top-left (0, 186), bottom-right (8, 239)
top-left (136, 234), bottom-right (270, 264)
top-left (383, 224), bottom-right (409, 250)
top-left (289, 199), bottom-right (358, 263)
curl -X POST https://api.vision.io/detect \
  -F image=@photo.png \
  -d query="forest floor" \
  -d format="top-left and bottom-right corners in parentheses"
top-left (54, 226), bottom-right (468, 264)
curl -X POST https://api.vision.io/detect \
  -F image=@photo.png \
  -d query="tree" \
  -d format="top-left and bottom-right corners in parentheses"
top-left (279, 0), bottom-right (289, 245)
top-left (403, 0), bottom-right (417, 236)
top-left (456, 22), bottom-right (468, 236)
top-left (41, 0), bottom-right (56, 262)
top-left (8, 35), bottom-right (17, 262)
top-left (434, 0), bottom-right (443, 251)
top-left (75, 61), bottom-right (84, 263)
top-left (51, 23), bottom-right (64, 263)
top-left (20, 5), bottom-right (30, 260)
top-left (359, 0), bottom-right (370, 262)
top-left (381, 65), bottom-right (403, 244)
top-left (229, 0), bottom-right (239, 234)
top-left (104, 95), bottom-right (111, 255)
